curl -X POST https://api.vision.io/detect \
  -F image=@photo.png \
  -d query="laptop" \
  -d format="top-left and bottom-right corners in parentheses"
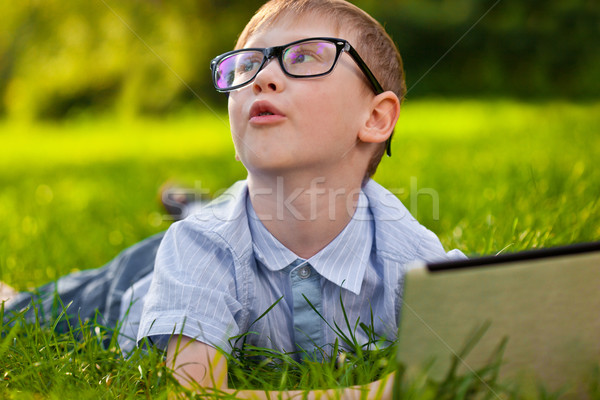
top-left (396, 241), bottom-right (600, 396)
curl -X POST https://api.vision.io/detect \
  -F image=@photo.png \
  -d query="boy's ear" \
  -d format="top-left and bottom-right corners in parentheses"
top-left (358, 91), bottom-right (400, 144)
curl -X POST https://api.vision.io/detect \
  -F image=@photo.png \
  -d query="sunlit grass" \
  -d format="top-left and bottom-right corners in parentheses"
top-left (1, 99), bottom-right (599, 398)
top-left (0, 110), bottom-right (243, 289)
top-left (376, 99), bottom-right (600, 254)
top-left (0, 111), bottom-right (232, 170)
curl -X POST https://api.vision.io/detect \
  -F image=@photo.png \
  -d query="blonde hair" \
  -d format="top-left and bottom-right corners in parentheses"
top-left (235, 0), bottom-right (406, 178)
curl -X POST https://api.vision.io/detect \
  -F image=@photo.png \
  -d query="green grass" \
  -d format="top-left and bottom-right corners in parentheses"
top-left (1, 99), bottom-right (599, 398)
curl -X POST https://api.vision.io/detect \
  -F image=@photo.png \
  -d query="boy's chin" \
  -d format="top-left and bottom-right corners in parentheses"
top-left (244, 161), bottom-right (299, 178)
top-left (239, 151), bottom-right (299, 172)
top-left (242, 152), bottom-right (361, 182)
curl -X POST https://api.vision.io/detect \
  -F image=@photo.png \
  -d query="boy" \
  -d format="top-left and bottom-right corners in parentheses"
top-left (4, 0), bottom-right (463, 398)
top-left (131, 0), bottom-right (464, 398)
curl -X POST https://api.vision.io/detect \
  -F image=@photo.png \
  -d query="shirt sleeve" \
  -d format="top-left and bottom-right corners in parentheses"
top-left (137, 218), bottom-right (243, 353)
top-left (414, 226), bottom-right (467, 265)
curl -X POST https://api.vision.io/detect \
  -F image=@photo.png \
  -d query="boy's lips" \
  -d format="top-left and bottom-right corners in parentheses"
top-left (249, 101), bottom-right (286, 124)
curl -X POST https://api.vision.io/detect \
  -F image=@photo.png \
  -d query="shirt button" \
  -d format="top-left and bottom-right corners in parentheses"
top-left (298, 266), bottom-right (311, 279)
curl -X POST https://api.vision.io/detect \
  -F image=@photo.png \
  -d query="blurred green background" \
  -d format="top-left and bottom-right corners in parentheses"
top-left (1, 0), bottom-right (599, 289)
top-left (1, 0), bottom-right (599, 120)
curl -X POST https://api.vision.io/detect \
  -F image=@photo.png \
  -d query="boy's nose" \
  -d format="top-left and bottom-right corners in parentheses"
top-left (252, 58), bottom-right (285, 94)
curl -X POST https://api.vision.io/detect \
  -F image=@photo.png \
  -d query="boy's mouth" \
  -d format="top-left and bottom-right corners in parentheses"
top-left (249, 101), bottom-right (285, 121)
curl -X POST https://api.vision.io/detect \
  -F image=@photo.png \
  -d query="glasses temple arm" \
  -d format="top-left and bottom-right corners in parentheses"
top-left (345, 44), bottom-right (392, 156)
top-left (345, 44), bottom-right (384, 95)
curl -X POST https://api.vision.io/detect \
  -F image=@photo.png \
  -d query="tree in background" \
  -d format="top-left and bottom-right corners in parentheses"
top-left (1, 0), bottom-right (598, 120)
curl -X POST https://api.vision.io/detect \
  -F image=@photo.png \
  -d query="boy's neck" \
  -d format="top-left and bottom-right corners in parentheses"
top-left (247, 172), bottom-right (364, 259)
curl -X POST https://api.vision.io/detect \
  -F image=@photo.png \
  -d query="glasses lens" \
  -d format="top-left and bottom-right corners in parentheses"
top-left (282, 41), bottom-right (337, 76)
top-left (215, 50), bottom-right (264, 90)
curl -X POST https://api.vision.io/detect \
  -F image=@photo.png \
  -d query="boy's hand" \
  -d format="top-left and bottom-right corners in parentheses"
top-left (167, 335), bottom-right (228, 390)
top-left (167, 335), bottom-right (395, 399)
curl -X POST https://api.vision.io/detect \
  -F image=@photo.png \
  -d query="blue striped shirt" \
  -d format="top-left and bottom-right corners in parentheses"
top-left (127, 179), bottom-right (464, 358)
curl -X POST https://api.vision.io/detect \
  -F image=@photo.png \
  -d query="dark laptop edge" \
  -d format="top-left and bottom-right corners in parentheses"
top-left (427, 241), bottom-right (600, 272)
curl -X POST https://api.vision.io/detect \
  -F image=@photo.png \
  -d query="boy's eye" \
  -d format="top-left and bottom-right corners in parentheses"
top-left (215, 52), bottom-right (263, 88)
top-left (284, 43), bottom-right (324, 65)
top-left (236, 56), bottom-right (262, 73)
top-left (229, 51), bottom-right (263, 77)
top-left (283, 42), bottom-right (336, 75)
top-left (286, 51), bottom-right (316, 65)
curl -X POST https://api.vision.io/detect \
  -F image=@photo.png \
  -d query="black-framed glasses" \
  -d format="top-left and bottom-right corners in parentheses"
top-left (210, 37), bottom-right (392, 156)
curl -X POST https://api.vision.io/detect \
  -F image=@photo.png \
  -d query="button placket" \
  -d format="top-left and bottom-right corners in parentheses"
top-left (288, 262), bottom-right (324, 360)
top-left (298, 265), bottom-right (311, 279)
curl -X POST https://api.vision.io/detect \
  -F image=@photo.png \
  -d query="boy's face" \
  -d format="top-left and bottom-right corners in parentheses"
top-left (228, 16), bottom-right (375, 179)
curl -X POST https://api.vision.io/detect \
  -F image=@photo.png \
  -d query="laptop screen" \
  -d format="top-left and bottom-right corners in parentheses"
top-left (396, 241), bottom-right (600, 395)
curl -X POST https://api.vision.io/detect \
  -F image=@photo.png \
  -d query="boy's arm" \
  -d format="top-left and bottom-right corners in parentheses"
top-left (167, 336), bottom-right (395, 399)
top-left (167, 336), bottom-right (229, 389)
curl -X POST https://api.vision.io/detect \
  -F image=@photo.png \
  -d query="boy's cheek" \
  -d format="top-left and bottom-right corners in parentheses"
top-left (228, 94), bottom-right (245, 130)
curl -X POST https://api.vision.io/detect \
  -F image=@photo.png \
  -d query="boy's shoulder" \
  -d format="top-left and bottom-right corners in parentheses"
top-left (186, 180), bottom-right (249, 227)
top-left (168, 180), bottom-right (253, 259)
top-left (363, 179), bottom-right (462, 264)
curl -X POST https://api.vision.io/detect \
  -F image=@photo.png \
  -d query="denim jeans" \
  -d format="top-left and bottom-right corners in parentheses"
top-left (3, 232), bottom-right (165, 345)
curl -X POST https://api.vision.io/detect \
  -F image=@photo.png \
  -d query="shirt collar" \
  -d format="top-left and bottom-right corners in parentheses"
top-left (247, 191), bottom-right (373, 295)
top-left (247, 195), bottom-right (301, 270)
